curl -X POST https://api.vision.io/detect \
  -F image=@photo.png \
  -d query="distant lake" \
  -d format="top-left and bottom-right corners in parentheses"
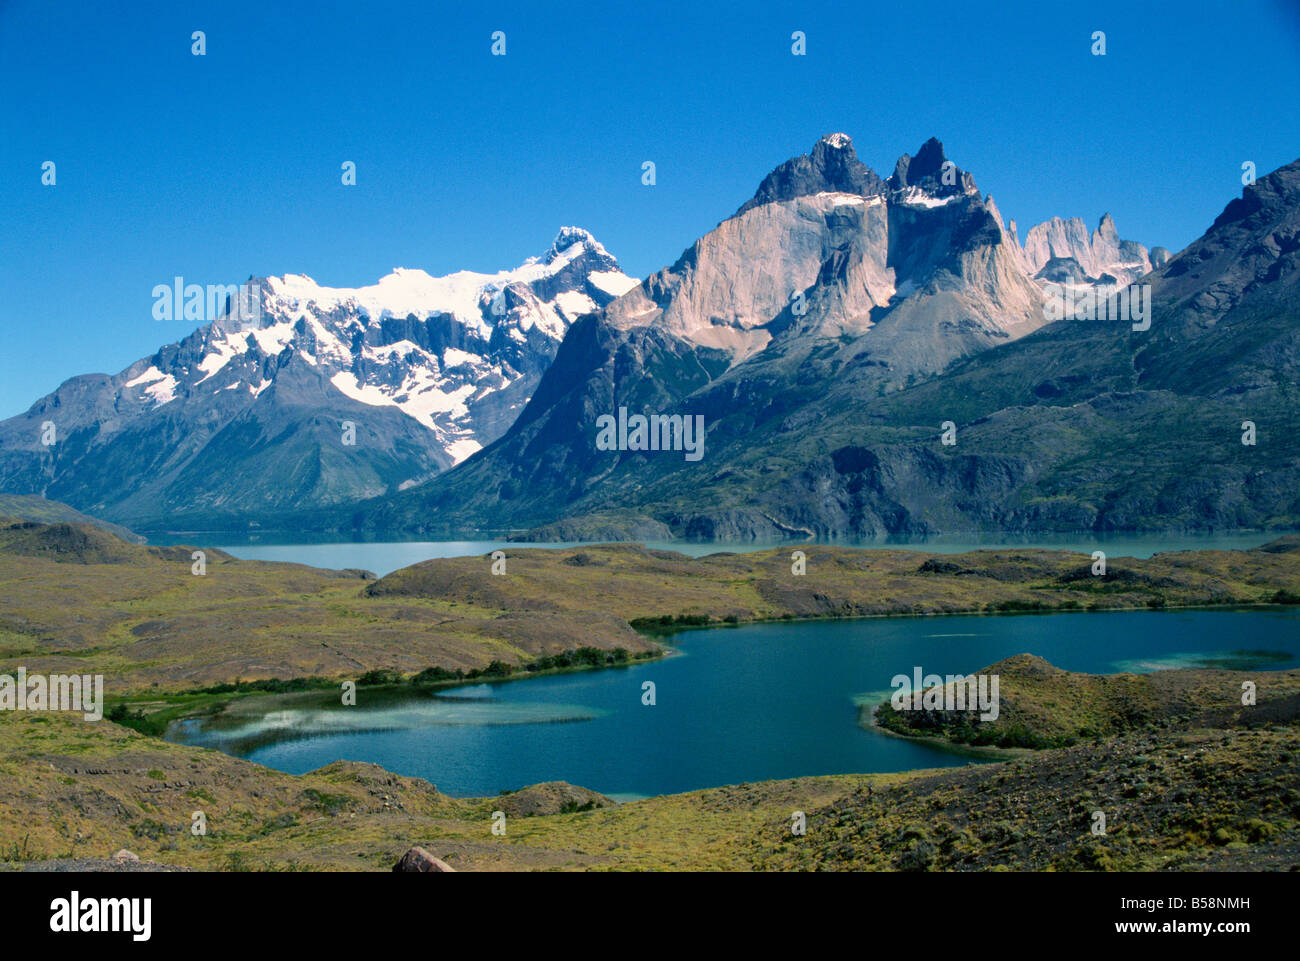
top-left (165, 608), bottom-right (1300, 799)
top-left (146, 531), bottom-right (1292, 578)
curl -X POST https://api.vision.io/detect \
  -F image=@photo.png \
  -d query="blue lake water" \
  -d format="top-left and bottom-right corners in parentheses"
top-left (147, 530), bottom-right (1293, 577)
top-left (165, 607), bottom-right (1300, 799)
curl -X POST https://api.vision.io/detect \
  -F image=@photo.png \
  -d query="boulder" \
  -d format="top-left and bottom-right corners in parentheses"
top-left (393, 846), bottom-right (456, 872)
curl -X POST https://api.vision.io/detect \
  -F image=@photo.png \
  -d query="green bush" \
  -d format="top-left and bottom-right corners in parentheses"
top-left (130, 819), bottom-right (168, 841)
top-left (411, 666), bottom-right (461, 685)
top-left (300, 788), bottom-right (351, 814)
top-left (356, 669), bottom-right (403, 687)
top-left (256, 812), bottom-right (299, 835)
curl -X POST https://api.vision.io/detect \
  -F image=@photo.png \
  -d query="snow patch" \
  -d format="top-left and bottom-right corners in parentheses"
top-left (143, 374), bottom-right (178, 406)
top-left (195, 335), bottom-right (250, 384)
top-left (441, 348), bottom-right (480, 368)
top-left (264, 232), bottom-right (622, 340)
top-left (895, 187), bottom-right (962, 209)
top-left (125, 366), bottom-right (166, 388)
top-left (554, 290), bottom-right (598, 320)
top-left (330, 370), bottom-right (478, 432)
top-left (588, 270), bottom-right (639, 297)
top-left (249, 321), bottom-right (295, 356)
top-left (444, 438), bottom-right (482, 463)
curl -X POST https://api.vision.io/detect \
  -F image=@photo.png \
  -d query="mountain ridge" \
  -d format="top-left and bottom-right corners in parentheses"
top-left (3, 135), bottom-right (1289, 539)
top-left (312, 142), bottom-right (1298, 540)
top-left (0, 228), bottom-right (637, 528)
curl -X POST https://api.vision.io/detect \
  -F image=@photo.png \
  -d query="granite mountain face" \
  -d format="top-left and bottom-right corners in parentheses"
top-left (1019, 213), bottom-right (1169, 291)
top-left (605, 134), bottom-right (1047, 369)
top-left (0, 229), bottom-right (636, 529)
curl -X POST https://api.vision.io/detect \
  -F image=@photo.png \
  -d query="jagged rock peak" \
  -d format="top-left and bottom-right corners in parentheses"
top-left (1210, 157), bottom-right (1300, 233)
top-left (737, 133), bottom-right (886, 215)
top-left (887, 137), bottom-right (976, 195)
top-left (542, 226), bottom-right (607, 264)
top-left (1022, 212), bottom-right (1153, 290)
top-left (891, 137), bottom-right (945, 186)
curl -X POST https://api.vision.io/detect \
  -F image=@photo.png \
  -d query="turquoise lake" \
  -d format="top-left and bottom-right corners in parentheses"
top-left (166, 607), bottom-right (1300, 799)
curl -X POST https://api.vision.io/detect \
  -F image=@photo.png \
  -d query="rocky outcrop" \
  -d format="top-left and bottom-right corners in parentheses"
top-left (736, 132), bottom-right (886, 215)
top-left (495, 781), bottom-right (615, 818)
top-left (610, 134), bottom-right (1043, 367)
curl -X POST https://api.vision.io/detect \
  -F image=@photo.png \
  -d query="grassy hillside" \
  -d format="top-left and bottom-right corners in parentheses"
top-left (0, 520), bottom-right (657, 695)
top-left (0, 496), bottom-right (141, 542)
top-left (371, 538), bottom-right (1300, 622)
top-left (2, 519), bottom-right (1300, 698)
top-left (874, 653), bottom-right (1300, 748)
top-left (757, 724), bottom-right (1300, 872)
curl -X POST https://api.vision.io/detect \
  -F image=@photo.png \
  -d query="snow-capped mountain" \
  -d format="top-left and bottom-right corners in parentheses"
top-left (0, 228), bottom-right (637, 528)
top-left (188, 225), bottom-right (636, 463)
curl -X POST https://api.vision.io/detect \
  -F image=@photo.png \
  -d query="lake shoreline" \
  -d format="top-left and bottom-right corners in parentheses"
top-left (159, 606), bottom-right (1300, 800)
top-left (861, 702), bottom-right (1032, 762)
top-left (131, 599), bottom-right (1300, 742)
top-left (120, 647), bottom-right (679, 739)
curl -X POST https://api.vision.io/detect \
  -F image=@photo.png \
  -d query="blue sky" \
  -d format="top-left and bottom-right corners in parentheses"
top-left (1, 0), bottom-right (1298, 417)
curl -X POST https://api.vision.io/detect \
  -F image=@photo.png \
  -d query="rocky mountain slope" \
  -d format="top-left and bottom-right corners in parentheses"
top-left (326, 137), bottom-right (1298, 539)
top-left (0, 229), bottom-right (636, 530)
top-left (0, 494), bottom-right (141, 542)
